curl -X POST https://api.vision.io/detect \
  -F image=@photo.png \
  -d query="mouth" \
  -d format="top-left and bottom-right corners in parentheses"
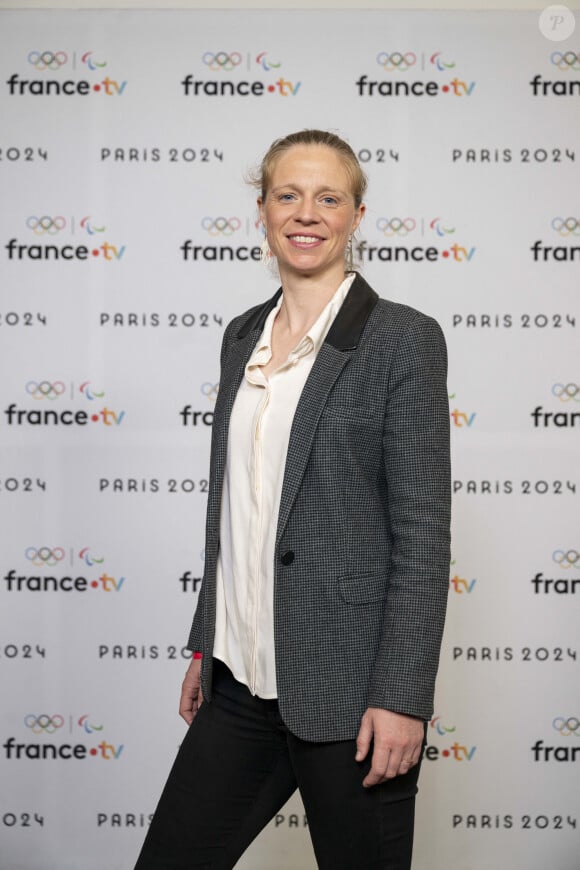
top-left (287, 234), bottom-right (324, 246)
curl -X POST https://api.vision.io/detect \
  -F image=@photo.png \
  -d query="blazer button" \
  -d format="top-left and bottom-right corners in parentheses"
top-left (281, 550), bottom-right (295, 565)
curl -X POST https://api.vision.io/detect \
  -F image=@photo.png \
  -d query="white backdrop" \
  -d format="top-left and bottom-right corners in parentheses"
top-left (0, 8), bottom-right (579, 870)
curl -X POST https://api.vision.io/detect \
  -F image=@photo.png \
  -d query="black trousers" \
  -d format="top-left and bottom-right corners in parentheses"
top-left (135, 659), bottom-right (423, 870)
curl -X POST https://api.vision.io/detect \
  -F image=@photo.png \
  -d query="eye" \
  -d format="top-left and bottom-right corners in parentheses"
top-left (278, 193), bottom-right (295, 202)
top-left (321, 195), bottom-right (338, 206)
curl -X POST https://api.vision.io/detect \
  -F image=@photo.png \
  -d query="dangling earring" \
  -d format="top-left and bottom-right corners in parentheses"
top-left (260, 237), bottom-right (272, 265)
top-left (345, 235), bottom-right (354, 272)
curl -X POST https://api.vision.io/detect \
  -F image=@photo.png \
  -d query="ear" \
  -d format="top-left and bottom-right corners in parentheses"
top-left (352, 203), bottom-right (366, 234)
top-left (257, 197), bottom-right (265, 227)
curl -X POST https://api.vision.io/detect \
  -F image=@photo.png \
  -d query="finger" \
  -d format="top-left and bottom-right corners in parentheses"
top-left (395, 739), bottom-right (422, 776)
top-left (397, 757), bottom-right (415, 776)
top-left (179, 681), bottom-right (199, 725)
top-left (179, 693), bottom-right (194, 725)
top-left (362, 744), bottom-right (391, 788)
top-left (355, 716), bottom-right (373, 762)
top-left (385, 746), bottom-right (405, 779)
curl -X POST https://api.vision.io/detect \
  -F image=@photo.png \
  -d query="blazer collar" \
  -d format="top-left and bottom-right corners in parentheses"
top-left (235, 272), bottom-right (379, 351)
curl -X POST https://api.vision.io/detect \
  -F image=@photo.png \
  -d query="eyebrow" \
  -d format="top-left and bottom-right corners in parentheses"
top-left (269, 185), bottom-right (349, 196)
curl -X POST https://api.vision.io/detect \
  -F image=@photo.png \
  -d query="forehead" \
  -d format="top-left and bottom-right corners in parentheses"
top-left (270, 144), bottom-right (352, 189)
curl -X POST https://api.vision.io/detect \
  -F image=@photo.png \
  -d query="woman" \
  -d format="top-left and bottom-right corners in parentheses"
top-left (135, 130), bottom-right (451, 870)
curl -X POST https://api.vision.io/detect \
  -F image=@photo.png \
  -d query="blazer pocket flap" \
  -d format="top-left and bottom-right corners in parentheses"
top-left (337, 572), bottom-right (388, 604)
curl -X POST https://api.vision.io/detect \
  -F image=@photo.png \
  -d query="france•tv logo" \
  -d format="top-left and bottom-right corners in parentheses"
top-left (180, 382), bottom-right (219, 427)
top-left (425, 716), bottom-right (476, 762)
top-left (181, 216), bottom-right (262, 263)
top-left (529, 50), bottom-right (580, 97)
top-left (2, 712), bottom-right (124, 761)
top-left (2, 545), bottom-right (125, 594)
top-left (356, 50), bottom-right (475, 98)
top-left (6, 50), bottom-right (127, 97)
top-left (5, 215), bottom-right (126, 262)
top-left (448, 393), bottom-right (477, 428)
top-left (181, 49), bottom-right (301, 98)
top-left (530, 216), bottom-right (580, 263)
top-left (530, 382), bottom-right (580, 429)
top-left (355, 216), bottom-right (475, 264)
top-left (531, 716), bottom-right (580, 762)
top-left (449, 559), bottom-right (476, 594)
top-left (3, 380), bottom-right (125, 428)
top-left (531, 548), bottom-right (580, 595)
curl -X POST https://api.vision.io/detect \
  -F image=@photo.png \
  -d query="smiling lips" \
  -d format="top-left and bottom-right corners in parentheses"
top-left (287, 234), bottom-right (324, 247)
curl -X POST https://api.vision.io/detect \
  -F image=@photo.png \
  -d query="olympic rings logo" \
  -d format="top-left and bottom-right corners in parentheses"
top-left (552, 549), bottom-right (579, 568)
top-left (552, 383), bottom-right (580, 402)
top-left (25, 380), bottom-right (65, 400)
top-left (26, 216), bottom-right (66, 235)
top-left (24, 714), bottom-right (65, 734)
top-left (202, 217), bottom-right (241, 236)
top-left (550, 50), bottom-right (580, 71)
top-left (201, 382), bottom-right (219, 401)
top-left (376, 51), bottom-right (416, 71)
top-left (551, 217), bottom-right (580, 237)
top-left (202, 51), bottom-right (242, 72)
top-left (376, 217), bottom-right (416, 237)
top-left (552, 717), bottom-right (580, 736)
top-left (27, 50), bottom-right (68, 71)
top-left (25, 547), bottom-right (65, 567)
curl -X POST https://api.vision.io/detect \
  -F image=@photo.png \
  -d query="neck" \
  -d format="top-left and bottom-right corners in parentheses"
top-left (276, 267), bottom-right (350, 338)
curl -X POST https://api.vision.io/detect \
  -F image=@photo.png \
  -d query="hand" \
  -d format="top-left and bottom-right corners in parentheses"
top-left (355, 707), bottom-right (424, 788)
top-left (179, 656), bottom-right (204, 725)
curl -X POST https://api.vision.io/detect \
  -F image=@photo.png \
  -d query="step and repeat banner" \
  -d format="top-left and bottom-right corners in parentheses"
top-left (0, 8), bottom-right (578, 870)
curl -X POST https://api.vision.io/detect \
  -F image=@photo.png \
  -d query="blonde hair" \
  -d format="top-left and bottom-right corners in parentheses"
top-left (249, 129), bottom-right (367, 208)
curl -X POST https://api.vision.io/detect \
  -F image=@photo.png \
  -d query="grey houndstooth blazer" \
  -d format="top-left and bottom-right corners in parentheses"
top-left (187, 273), bottom-right (451, 742)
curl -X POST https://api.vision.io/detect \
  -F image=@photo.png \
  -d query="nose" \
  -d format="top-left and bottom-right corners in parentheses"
top-left (293, 196), bottom-right (320, 224)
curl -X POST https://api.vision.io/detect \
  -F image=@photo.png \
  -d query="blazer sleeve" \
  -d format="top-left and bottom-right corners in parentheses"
top-left (186, 317), bottom-right (238, 652)
top-left (366, 312), bottom-right (451, 720)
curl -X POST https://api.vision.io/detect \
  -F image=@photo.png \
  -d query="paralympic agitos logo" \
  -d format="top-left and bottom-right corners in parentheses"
top-left (3, 712), bottom-right (124, 761)
top-left (3, 380), bottom-right (125, 428)
top-left (3, 545), bottom-right (125, 593)
top-left (5, 215), bottom-right (125, 262)
top-left (356, 50), bottom-right (475, 99)
top-left (355, 215), bottom-right (475, 264)
top-left (181, 50), bottom-right (301, 98)
top-left (6, 50), bottom-right (127, 97)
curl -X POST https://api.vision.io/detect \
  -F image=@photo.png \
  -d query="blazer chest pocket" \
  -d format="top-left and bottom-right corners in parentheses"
top-left (333, 571), bottom-right (388, 605)
top-left (320, 404), bottom-right (380, 426)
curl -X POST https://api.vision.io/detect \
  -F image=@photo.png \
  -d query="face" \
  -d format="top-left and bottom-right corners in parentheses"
top-left (258, 144), bottom-right (365, 286)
